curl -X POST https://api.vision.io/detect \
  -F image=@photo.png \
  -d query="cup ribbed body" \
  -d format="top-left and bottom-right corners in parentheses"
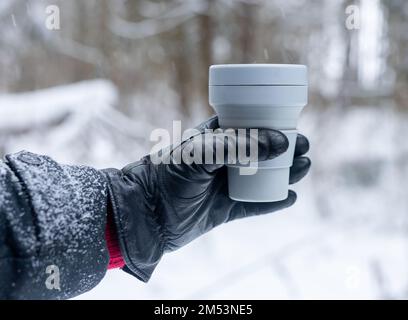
top-left (209, 64), bottom-right (308, 202)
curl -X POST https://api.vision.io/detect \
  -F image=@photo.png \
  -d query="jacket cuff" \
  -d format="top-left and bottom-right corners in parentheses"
top-left (102, 168), bottom-right (161, 282)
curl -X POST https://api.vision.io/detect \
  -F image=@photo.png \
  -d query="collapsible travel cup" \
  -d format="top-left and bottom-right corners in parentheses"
top-left (209, 64), bottom-right (308, 202)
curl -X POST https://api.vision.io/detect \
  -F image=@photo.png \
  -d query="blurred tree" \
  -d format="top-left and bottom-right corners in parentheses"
top-left (198, 0), bottom-right (214, 115)
top-left (0, 0), bottom-right (406, 116)
top-left (383, 0), bottom-right (408, 111)
top-left (238, 1), bottom-right (256, 63)
top-left (171, 22), bottom-right (192, 116)
top-left (338, 0), bottom-right (360, 109)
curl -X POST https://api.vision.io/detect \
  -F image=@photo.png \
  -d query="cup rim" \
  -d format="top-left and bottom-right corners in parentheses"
top-left (209, 64), bottom-right (308, 86)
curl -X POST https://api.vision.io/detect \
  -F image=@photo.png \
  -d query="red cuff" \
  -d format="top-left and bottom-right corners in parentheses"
top-left (105, 209), bottom-right (125, 270)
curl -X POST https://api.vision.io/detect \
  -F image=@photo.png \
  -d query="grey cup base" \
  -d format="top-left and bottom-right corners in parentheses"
top-left (227, 166), bottom-right (290, 202)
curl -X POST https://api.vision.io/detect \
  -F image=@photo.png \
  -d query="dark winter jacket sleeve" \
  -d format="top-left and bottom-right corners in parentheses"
top-left (0, 151), bottom-right (109, 299)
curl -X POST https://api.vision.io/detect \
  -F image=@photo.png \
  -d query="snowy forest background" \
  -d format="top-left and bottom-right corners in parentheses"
top-left (1, 0), bottom-right (408, 299)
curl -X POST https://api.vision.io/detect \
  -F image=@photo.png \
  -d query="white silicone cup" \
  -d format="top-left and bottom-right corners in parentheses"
top-left (227, 130), bottom-right (298, 202)
top-left (209, 64), bottom-right (308, 202)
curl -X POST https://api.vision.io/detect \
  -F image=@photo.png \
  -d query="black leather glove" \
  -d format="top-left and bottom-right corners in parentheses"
top-left (104, 116), bottom-right (311, 281)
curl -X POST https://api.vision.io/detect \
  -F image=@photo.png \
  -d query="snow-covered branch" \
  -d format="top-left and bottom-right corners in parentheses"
top-left (108, 0), bottom-right (206, 40)
top-left (46, 36), bottom-right (107, 68)
top-left (0, 80), bottom-right (116, 131)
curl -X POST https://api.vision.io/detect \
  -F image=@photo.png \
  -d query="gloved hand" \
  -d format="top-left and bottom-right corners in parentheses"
top-left (104, 116), bottom-right (311, 281)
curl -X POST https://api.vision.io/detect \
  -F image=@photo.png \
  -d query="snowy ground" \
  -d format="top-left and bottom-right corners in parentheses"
top-left (1, 80), bottom-right (407, 299)
top-left (77, 200), bottom-right (408, 300)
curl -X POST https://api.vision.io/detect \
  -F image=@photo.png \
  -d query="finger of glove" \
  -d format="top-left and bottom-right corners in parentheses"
top-left (227, 190), bottom-right (297, 222)
top-left (196, 119), bottom-right (309, 160)
top-left (294, 134), bottom-right (310, 157)
top-left (289, 157), bottom-right (311, 184)
top-left (181, 128), bottom-right (289, 173)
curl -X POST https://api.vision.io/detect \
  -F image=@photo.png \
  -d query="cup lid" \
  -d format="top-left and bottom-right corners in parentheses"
top-left (209, 64), bottom-right (307, 86)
